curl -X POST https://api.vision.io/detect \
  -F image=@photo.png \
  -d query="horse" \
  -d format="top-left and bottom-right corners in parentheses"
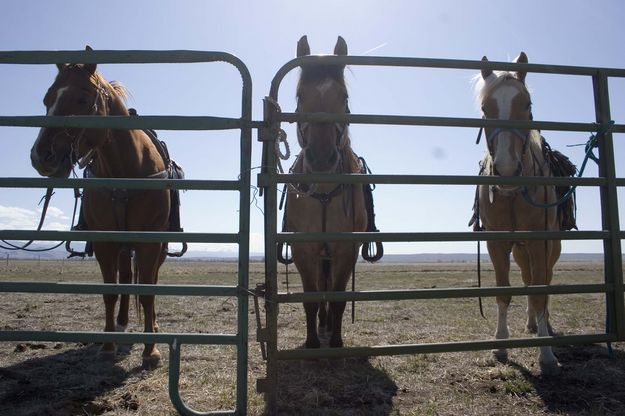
top-left (473, 52), bottom-right (563, 375)
top-left (284, 35), bottom-right (367, 348)
top-left (29, 47), bottom-right (169, 369)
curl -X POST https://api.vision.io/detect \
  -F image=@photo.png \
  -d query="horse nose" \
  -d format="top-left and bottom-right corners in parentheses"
top-left (305, 147), bottom-right (338, 171)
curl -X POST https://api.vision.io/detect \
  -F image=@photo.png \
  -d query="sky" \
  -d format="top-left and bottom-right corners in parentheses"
top-left (1, 0), bottom-right (624, 255)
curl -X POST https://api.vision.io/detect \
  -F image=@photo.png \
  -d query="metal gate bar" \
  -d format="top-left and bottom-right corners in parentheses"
top-left (0, 50), bottom-right (252, 415)
top-left (259, 55), bottom-right (625, 411)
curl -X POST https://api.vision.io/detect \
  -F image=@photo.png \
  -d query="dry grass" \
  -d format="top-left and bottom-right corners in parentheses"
top-left (1, 259), bottom-right (624, 415)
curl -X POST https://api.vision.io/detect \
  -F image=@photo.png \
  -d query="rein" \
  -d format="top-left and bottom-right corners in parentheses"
top-left (0, 188), bottom-right (68, 252)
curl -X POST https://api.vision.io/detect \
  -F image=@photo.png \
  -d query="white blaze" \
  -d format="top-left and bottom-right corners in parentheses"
top-left (47, 86), bottom-right (69, 116)
top-left (491, 85), bottom-right (521, 174)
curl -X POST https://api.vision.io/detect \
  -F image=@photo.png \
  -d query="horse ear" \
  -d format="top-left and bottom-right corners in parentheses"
top-left (334, 36), bottom-right (348, 56)
top-left (514, 51), bottom-right (528, 83)
top-left (480, 56), bottom-right (492, 79)
top-left (297, 35), bottom-right (310, 57)
top-left (83, 45), bottom-right (97, 75)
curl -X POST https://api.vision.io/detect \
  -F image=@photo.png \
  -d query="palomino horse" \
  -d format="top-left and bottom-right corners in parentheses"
top-left (285, 35), bottom-right (367, 348)
top-left (474, 52), bottom-right (562, 375)
top-left (30, 49), bottom-right (169, 368)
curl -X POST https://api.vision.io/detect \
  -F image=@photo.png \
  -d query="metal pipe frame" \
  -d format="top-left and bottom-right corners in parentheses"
top-left (0, 49), bottom-right (252, 416)
top-left (260, 54), bottom-right (625, 411)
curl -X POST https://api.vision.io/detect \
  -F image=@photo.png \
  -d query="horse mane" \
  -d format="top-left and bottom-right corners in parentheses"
top-left (63, 64), bottom-right (129, 102)
top-left (92, 71), bottom-right (129, 102)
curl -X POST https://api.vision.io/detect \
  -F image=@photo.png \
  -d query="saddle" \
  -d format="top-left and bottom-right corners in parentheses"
top-left (66, 109), bottom-right (185, 258)
top-left (468, 137), bottom-right (577, 232)
top-left (277, 151), bottom-right (383, 264)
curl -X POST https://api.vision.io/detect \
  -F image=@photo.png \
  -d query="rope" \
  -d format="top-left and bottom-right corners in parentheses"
top-left (521, 120), bottom-right (613, 209)
top-left (263, 96), bottom-right (290, 174)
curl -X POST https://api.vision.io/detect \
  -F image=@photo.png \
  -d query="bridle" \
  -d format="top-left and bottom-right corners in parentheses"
top-left (295, 100), bottom-right (350, 150)
top-left (45, 73), bottom-right (110, 173)
top-left (484, 127), bottom-right (531, 159)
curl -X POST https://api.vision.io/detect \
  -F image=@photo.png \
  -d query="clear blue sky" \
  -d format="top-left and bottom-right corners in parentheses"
top-left (1, 0), bottom-right (624, 254)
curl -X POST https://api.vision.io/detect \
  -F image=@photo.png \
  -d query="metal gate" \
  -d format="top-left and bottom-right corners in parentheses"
top-left (2, 49), bottom-right (625, 415)
top-left (0, 50), bottom-right (253, 415)
top-left (258, 55), bottom-right (625, 411)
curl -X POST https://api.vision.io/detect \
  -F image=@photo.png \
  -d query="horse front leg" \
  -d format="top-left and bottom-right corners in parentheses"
top-left (527, 240), bottom-right (560, 375)
top-left (116, 248), bottom-right (132, 331)
top-left (116, 248), bottom-right (133, 354)
top-left (303, 302), bottom-right (321, 348)
top-left (327, 244), bottom-right (359, 348)
top-left (513, 245), bottom-right (539, 334)
top-left (487, 240), bottom-right (513, 362)
top-left (293, 244), bottom-right (322, 348)
top-left (93, 243), bottom-right (120, 360)
top-left (135, 243), bottom-right (163, 369)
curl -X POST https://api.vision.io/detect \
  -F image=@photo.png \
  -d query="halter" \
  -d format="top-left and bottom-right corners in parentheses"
top-left (296, 121), bottom-right (348, 150)
top-left (295, 99), bottom-right (350, 150)
top-left (484, 127), bottom-right (531, 157)
top-left (51, 74), bottom-right (109, 170)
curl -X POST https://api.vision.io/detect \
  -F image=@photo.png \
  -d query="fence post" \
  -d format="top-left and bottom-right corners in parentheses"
top-left (592, 71), bottom-right (625, 341)
top-left (258, 96), bottom-right (280, 413)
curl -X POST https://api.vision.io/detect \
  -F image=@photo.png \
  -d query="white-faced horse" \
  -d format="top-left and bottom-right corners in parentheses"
top-left (475, 52), bottom-right (562, 375)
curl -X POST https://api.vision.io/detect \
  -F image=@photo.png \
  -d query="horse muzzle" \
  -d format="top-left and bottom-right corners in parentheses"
top-left (303, 146), bottom-right (339, 173)
top-left (30, 147), bottom-right (72, 178)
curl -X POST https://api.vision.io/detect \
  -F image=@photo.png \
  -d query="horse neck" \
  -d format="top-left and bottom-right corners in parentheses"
top-left (90, 100), bottom-right (166, 178)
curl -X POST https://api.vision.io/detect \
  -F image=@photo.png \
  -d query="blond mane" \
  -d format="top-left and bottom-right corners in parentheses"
top-left (91, 71), bottom-right (129, 102)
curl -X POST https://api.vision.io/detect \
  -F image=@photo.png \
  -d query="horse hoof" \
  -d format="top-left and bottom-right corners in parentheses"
top-left (540, 360), bottom-right (561, 376)
top-left (141, 346), bottom-right (162, 370)
top-left (305, 338), bottom-right (320, 349)
top-left (142, 354), bottom-right (162, 370)
top-left (492, 349), bottom-right (508, 363)
top-left (525, 325), bottom-right (538, 334)
top-left (329, 338), bottom-right (343, 348)
top-left (142, 356), bottom-right (161, 370)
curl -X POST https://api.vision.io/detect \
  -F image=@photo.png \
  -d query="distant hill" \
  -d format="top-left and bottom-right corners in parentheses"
top-left (368, 253), bottom-right (607, 263)
top-left (0, 244), bottom-right (609, 263)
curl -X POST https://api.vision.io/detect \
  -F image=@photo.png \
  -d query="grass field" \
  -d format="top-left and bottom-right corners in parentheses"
top-left (1, 258), bottom-right (624, 415)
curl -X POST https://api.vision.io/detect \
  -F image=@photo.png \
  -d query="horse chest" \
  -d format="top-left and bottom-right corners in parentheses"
top-left (479, 188), bottom-right (556, 231)
top-left (286, 187), bottom-right (366, 233)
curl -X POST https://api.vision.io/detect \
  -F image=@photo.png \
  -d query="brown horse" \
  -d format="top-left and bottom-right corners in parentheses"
top-left (474, 52), bottom-right (561, 375)
top-left (30, 49), bottom-right (169, 368)
top-left (285, 35), bottom-right (367, 349)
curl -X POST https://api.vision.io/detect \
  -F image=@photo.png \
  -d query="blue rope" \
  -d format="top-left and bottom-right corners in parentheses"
top-left (521, 120), bottom-right (614, 209)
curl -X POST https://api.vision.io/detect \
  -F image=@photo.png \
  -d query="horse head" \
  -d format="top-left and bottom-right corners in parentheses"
top-left (295, 35), bottom-right (350, 174)
top-left (30, 46), bottom-right (126, 178)
top-left (478, 52), bottom-right (533, 179)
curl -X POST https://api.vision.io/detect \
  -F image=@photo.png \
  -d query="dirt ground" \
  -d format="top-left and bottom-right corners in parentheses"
top-left (1, 259), bottom-right (624, 415)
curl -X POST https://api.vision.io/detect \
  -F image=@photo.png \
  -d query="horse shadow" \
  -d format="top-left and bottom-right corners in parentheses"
top-left (275, 350), bottom-right (398, 416)
top-left (508, 343), bottom-right (625, 414)
top-left (0, 343), bottom-right (141, 415)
